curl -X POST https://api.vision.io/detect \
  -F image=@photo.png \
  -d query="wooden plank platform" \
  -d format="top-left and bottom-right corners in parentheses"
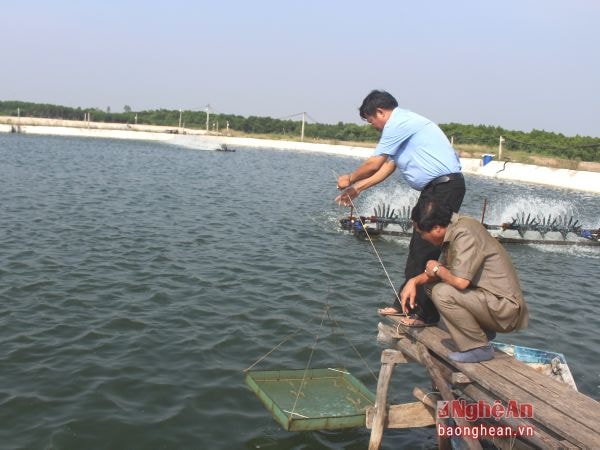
top-left (372, 317), bottom-right (600, 449)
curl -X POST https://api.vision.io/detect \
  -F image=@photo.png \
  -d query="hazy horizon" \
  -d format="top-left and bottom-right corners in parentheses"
top-left (2, 1), bottom-right (599, 137)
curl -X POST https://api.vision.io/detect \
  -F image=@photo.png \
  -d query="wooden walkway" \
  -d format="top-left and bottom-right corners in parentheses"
top-left (368, 317), bottom-right (600, 449)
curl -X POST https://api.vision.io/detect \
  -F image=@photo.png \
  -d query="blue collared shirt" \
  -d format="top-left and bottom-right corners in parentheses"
top-left (373, 107), bottom-right (461, 190)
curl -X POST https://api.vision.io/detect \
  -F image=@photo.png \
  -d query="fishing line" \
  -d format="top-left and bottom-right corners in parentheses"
top-left (243, 328), bottom-right (303, 373)
top-left (327, 312), bottom-right (379, 382)
top-left (333, 170), bottom-right (405, 310)
top-left (288, 303), bottom-right (329, 420)
top-left (245, 172), bottom-right (403, 378)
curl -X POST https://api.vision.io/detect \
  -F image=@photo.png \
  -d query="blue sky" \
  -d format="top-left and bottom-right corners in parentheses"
top-left (2, 0), bottom-right (599, 136)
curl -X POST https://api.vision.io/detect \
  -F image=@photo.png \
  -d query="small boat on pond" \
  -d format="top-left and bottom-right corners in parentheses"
top-left (216, 144), bottom-right (236, 152)
top-left (491, 342), bottom-right (578, 391)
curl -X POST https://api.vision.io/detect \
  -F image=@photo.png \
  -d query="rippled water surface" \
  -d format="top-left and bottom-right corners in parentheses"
top-left (1, 134), bottom-right (599, 449)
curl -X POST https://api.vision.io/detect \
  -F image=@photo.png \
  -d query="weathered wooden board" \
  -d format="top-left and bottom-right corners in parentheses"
top-left (379, 324), bottom-right (577, 449)
top-left (365, 402), bottom-right (436, 429)
top-left (382, 317), bottom-right (600, 449)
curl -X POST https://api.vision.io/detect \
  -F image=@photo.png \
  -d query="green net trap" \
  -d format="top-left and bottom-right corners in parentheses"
top-left (245, 367), bottom-right (375, 431)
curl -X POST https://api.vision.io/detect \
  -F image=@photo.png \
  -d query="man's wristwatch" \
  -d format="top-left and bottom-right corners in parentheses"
top-left (432, 265), bottom-right (441, 276)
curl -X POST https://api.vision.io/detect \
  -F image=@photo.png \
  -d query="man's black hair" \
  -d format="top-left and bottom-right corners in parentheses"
top-left (359, 90), bottom-right (399, 119)
top-left (410, 195), bottom-right (453, 232)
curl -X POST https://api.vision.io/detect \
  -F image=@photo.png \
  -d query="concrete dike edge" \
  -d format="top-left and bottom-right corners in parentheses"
top-left (1, 120), bottom-right (598, 194)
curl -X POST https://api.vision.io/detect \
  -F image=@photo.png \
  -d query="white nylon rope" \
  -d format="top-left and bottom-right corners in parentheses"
top-left (337, 185), bottom-right (405, 311)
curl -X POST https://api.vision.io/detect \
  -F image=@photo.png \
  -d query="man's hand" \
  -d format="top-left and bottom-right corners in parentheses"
top-left (401, 270), bottom-right (439, 313)
top-left (400, 279), bottom-right (417, 314)
top-left (337, 174), bottom-right (352, 190)
top-left (335, 186), bottom-right (359, 206)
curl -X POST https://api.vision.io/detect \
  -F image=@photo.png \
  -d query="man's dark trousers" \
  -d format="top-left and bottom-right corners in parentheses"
top-left (392, 175), bottom-right (466, 323)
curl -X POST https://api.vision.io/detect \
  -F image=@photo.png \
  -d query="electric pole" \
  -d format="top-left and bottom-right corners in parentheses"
top-left (206, 105), bottom-right (210, 132)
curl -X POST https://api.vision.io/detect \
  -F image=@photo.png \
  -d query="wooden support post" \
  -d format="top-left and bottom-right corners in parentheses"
top-left (413, 385), bottom-right (450, 448)
top-left (368, 349), bottom-right (411, 449)
top-left (381, 349), bottom-right (410, 364)
top-left (368, 356), bottom-right (394, 450)
top-left (417, 343), bottom-right (483, 450)
top-left (413, 386), bottom-right (441, 409)
top-left (414, 384), bottom-right (451, 450)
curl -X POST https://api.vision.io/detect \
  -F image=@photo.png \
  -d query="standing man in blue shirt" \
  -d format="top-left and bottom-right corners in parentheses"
top-left (336, 90), bottom-right (465, 327)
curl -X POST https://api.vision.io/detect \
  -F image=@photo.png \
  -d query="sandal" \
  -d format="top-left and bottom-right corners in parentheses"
top-left (398, 314), bottom-right (436, 328)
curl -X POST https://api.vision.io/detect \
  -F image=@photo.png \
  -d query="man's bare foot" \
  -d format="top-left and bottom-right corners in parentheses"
top-left (377, 306), bottom-right (404, 316)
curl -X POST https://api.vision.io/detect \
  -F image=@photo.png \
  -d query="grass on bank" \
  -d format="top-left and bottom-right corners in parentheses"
top-left (455, 144), bottom-right (600, 172)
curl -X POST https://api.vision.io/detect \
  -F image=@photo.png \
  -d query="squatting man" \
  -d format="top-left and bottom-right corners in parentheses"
top-left (404, 197), bottom-right (529, 363)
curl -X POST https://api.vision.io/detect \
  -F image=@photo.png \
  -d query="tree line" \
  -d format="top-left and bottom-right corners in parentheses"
top-left (1, 100), bottom-right (599, 162)
top-left (440, 123), bottom-right (600, 162)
